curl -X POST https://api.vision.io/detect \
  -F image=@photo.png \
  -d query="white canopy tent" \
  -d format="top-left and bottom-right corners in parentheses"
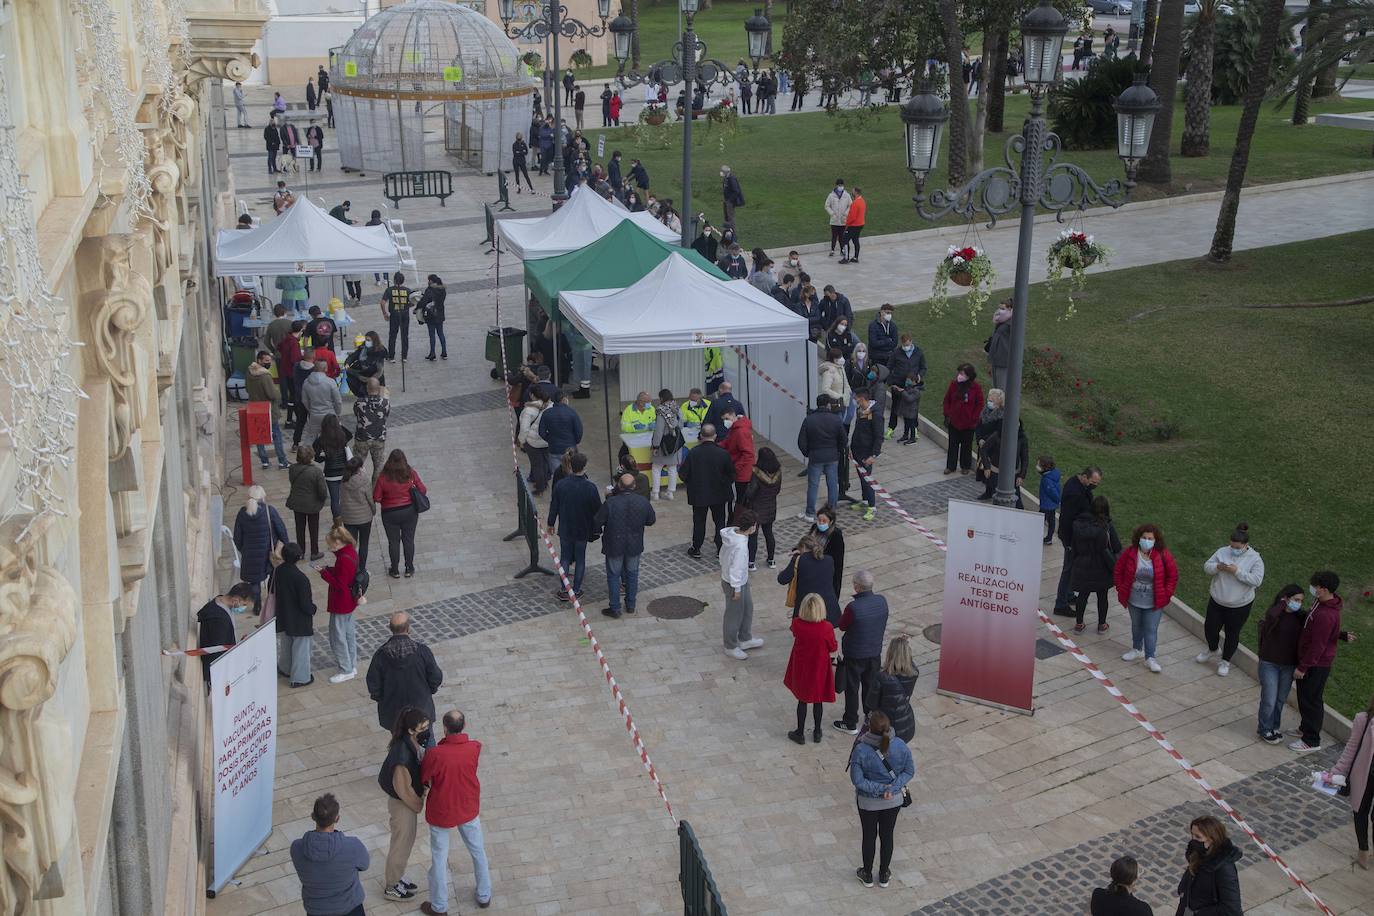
top-left (497, 185), bottom-right (679, 259)
top-left (213, 198), bottom-right (403, 277)
top-left (559, 254), bottom-right (813, 462)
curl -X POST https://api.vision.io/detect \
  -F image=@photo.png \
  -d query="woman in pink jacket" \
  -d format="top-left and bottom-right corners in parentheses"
top-left (1332, 692), bottom-right (1374, 870)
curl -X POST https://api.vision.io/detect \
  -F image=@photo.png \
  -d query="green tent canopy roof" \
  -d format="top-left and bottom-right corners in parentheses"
top-left (523, 220), bottom-right (728, 321)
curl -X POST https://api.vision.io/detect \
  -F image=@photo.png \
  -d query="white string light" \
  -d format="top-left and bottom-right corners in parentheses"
top-left (137, 0), bottom-right (182, 119)
top-left (0, 55), bottom-right (85, 536)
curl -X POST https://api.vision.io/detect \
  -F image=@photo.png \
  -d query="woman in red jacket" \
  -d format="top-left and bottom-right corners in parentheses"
top-left (318, 525), bottom-right (360, 683)
top-left (1112, 522), bottom-right (1179, 674)
top-left (941, 363), bottom-right (984, 475)
top-left (784, 594), bottom-right (838, 745)
top-left (373, 449), bottom-right (427, 579)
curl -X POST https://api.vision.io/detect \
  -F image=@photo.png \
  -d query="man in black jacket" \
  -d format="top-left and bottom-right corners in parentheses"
top-left (721, 165), bottom-right (745, 227)
top-left (365, 612), bottom-right (444, 736)
top-left (680, 424), bottom-right (736, 559)
top-left (264, 114), bottom-right (283, 174)
top-left (196, 583), bottom-right (255, 687)
top-left (546, 452), bottom-right (602, 601)
top-left (798, 395), bottom-right (847, 521)
top-left (702, 381), bottom-right (744, 432)
top-left (819, 285), bottom-right (853, 329)
top-left (593, 474), bottom-right (656, 618)
top-left (834, 570), bottom-right (889, 734)
top-left (1052, 466), bottom-right (1103, 615)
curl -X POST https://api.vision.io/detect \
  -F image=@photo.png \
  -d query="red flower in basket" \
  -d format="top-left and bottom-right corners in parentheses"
top-left (958, 246), bottom-right (978, 261)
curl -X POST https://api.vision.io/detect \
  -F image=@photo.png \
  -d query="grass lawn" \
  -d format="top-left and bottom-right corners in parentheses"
top-left (569, 0), bottom-right (787, 81)
top-left (881, 229), bottom-right (1374, 718)
top-left (1338, 63), bottom-right (1374, 80)
top-left (608, 94), bottom-right (1374, 248)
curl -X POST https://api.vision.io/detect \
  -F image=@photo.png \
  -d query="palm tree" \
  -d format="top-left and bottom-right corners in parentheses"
top-left (763, 0), bottom-right (774, 56)
top-left (1290, 0), bottom-right (1325, 124)
top-left (1138, 0), bottom-right (1187, 183)
top-left (1181, 0), bottom-right (1223, 156)
top-left (631, 0), bottom-right (640, 69)
top-left (939, 0), bottom-right (970, 186)
top-left (986, 26), bottom-right (1011, 132)
top-left (1140, 0), bottom-right (1161, 62)
top-left (1286, 0), bottom-right (1374, 96)
top-left (1209, 0), bottom-right (1288, 261)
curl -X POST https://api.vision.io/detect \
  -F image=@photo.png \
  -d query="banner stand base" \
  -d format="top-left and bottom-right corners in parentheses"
top-left (936, 687), bottom-right (1035, 717)
top-left (207, 846), bottom-right (270, 898)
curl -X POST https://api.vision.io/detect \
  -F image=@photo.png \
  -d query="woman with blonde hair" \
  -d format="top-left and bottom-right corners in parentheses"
top-left (318, 525), bottom-right (360, 683)
top-left (865, 635), bottom-right (919, 743)
top-left (777, 532), bottom-right (840, 623)
top-left (783, 594), bottom-right (837, 745)
top-left (232, 483), bottom-right (288, 615)
top-left (1174, 816), bottom-right (1241, 915)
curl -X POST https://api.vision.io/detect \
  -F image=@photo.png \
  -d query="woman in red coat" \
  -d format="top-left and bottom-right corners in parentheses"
top-left (318, 525), bottom-right (360, 683)
top-left (941, 362), bottom-right (984, 475)
top-left (1112, 522), bottom-right (1179, 674)
top-left (785, 594), bottom-right (838, 745)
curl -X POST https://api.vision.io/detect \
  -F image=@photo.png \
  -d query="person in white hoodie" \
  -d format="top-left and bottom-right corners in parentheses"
top-left (720, 508), bottom-right (762, 660)
top-left (824, 178), bottom-right (852, 257)
top-left (517, 390), bottom-right (550, 494)
top-left (1196, 522), bottom-right (1266, 677)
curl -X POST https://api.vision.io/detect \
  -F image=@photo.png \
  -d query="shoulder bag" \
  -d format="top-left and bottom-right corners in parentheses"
top-left (878, 750), bottom-right (914, 808)
top-left (784, 555), bottom-right (800, 607)
top-left (410, 477), bottom-right (431, 514)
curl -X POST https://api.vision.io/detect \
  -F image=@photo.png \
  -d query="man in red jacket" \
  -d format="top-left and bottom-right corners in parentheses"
top-left (1291, 571), bottom-right (1358, 752)
top-left (721, 409), bottom-right (756, 508)
top-left (421, 710), bottom-right (491, 913)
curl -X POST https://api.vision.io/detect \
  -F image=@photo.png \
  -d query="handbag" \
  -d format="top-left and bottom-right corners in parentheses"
top-left (878, 750), bottom-right (914, 808)
top-left (834, 656), bottom-right (846, 693)
top-left (784, 555), bottom-right (800, 607)
top-left (260, 572), bottom-right (277, 625)
top-left (410, 478), bottom-right (431, 513)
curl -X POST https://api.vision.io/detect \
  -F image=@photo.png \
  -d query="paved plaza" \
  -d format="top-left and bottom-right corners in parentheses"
top-left (205, 86), bottom-right (1374, 915)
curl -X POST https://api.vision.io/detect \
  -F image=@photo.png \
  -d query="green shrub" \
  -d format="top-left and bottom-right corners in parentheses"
top-left (1181, 0), bottom-right (1296, 104)
top-left (1048, 55), bottom-right (1147, 150)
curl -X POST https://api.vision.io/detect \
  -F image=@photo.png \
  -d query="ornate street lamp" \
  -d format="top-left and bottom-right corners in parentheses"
top-left (501, 2), bottom-right (612, 205)
top-left (612, 0), bottom-right (737, 245)
top-left (898, 1), bottom-right (1158, 509)
top-left (743, 8), bottom-right (771, 70)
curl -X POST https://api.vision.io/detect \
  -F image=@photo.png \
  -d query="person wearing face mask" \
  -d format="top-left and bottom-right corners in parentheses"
top-left (1068, 496), bottom-right (1122, 634)
top-left (1112, 523), bottom-right (1179, 668)
top-left (1174, 816), bottom-right (1242, 916)
top-left (1053, 466), bottom-right (1103, 615)
top-left (1291, 570), bottom-right (1358, 753)
top-left (196, 582), bottom-right (254, 686)
top-left (620, 390), bottom-right (657, 435)
top-left (720, 408), bottom-right (755, 508)
top-left (379, 706), bottom-right (431, 902)
top-left (841, 187), bottom-right (866, 264)
top-left (826, 317), bottom-right (858, 361)
top-left (849, 390), bottom-right (882, 522)
top-left (847, 342), bottom-right (886, 400)
top-left (702, 381), bottom-right (744, 433)
top-left (809, 506), bottom-right (847, 599)
top-left (986, 300), bottom-right (1014, 390)
top-left (679, 388), bottom-right (711, 431)
top-left (717, 243), bottom-right (749, 280)
top-left (941, 363), bottom-right (984, 474)
top-left (818, 347), bottom-right (851, 407)
top-left (887, 334), bottom-right (927, 441)
top-left (824, 178), bottom-right (852, 257)
top-left (1255, 584), bottom-right (1307, 743)
top-left (1196, 523), bottom-right (1267, 677)
top-left (868, 304), bottom-right (899, 369)
top-left (721, 165), bottom-right (745, 226)
top-left (820, 285), bottom-right (853, 329)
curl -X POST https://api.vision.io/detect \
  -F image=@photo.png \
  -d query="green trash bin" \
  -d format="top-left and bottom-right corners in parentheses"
top-left (485, 326), bottom-right (526, 378)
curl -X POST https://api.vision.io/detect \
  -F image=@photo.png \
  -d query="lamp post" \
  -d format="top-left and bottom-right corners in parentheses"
top-left (899, 0), bottom-right (1158, 509)
top-left (610, 1), bottom-right (771, 246)
top-left (500, 0), bottom-right (613, 206)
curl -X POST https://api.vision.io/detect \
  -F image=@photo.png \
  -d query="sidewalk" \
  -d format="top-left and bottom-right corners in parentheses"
top-left (209, 85), bottom-right (1373, 916)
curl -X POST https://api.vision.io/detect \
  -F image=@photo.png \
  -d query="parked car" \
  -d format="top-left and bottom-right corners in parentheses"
top-left (1087, 0), bottom-right (1132, 14)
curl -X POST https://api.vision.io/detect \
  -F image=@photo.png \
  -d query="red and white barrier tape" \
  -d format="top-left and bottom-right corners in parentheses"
top-left (732, 347), bottom-right (1334, 914)
top-left (162, 645), bottom-right (233, 657)
top-left (493, 255), bottom-right (677, 824)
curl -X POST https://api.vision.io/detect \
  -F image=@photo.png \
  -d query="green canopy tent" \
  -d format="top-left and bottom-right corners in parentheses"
top-left (523, 219), bottom-right (728, 323)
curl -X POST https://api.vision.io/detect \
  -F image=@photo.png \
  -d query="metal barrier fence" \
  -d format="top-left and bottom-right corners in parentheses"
top-left (382, 169), bottom-right (454, 208)
top-left (503, 466), bottom-right (554, 579)
top-left (679, 821), bottom-right (727, 916)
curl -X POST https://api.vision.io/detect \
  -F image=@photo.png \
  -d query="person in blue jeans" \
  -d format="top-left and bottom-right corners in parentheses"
top-left (545, 451), bottom-right (601, 602)
top-left (594, 473), bottom-right (656, 619)
top-left (420, 710), bottom-right (492, 913)
top-left (797, 394), bottom-right (846, 522)
top-left (1255, 584), bottom-right (1306, 743)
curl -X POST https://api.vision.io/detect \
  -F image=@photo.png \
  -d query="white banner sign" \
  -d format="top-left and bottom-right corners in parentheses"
top-left (597, 134), bottom-right (606, 158)
top-left (209, 624), bottom-right (278, 894)
top-left (937, 500), bottom-right (1043, 714)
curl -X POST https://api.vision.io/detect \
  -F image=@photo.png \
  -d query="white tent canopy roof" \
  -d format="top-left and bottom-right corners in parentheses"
top-left (497, 185), bottom-right (679, 259)
top-left (213, 198), bottom-right (402, 277)
top-left (558, 254), bottom-right (809, 355)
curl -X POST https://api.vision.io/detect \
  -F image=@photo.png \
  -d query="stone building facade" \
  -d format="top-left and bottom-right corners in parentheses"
top-left (0, 0), bottom-right (265, 913)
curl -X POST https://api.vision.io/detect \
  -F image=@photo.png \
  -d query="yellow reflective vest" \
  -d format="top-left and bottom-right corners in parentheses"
top-left (680, 398), bottom-right (710, 427)
top-left (620, 402), bottom-right (657, 433)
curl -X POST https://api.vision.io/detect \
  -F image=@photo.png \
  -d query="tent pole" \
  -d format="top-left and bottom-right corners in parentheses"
top-left (603, 359), bottom-right (614, 480)
top-left (743, 344), bottom-right (752, 415)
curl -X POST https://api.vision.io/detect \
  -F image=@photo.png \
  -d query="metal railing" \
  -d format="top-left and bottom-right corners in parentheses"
top-left (381, 169), bottom-right (454, 208)
top-left (679, 821), bottom-right (727, 916)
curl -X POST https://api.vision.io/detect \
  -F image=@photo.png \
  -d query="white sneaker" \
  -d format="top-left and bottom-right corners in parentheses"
top-left (1288, 739), bottom-right (1320, 753)
top-left (739, 638), bottom-right (764, 650)
top-left (1194, 649), bottom-right (1216, 664)
top-left (1217, 660), bottom-right (1230, 677)
top-left (651, 491), bottom-right (659, 500)
top-left (1146, 657), bottom-right (1162, 673)
top-left (328, 670), bottom-right (356, 684)
top-left (725, 647), bottom-right (748, 660)
top-left (798, 513), bottom-right (815, 522)
top-left (666, 492), bottom-right (675, 500)
top-left (1121, 649), bottom-right (1142, 662)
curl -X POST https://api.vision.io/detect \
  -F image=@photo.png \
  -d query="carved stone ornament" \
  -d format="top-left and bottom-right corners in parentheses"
top-left (186, 52), bottom-right (258, 88)
top-left (0, 519), bottom-right (79, 915)
top-left (144, 141), bottom-right (181, 286)
top-left (92, 241), bottom-right (152, 461)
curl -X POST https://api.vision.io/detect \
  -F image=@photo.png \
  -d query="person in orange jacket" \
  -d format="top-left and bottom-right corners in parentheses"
top-left (841, 187), bottom-right (866, 264)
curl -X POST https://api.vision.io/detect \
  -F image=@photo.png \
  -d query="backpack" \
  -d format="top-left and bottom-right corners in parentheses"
top-left (657, 411), bottom-right (682, 456)
top-left (350, 567), bottom-right (370, 601)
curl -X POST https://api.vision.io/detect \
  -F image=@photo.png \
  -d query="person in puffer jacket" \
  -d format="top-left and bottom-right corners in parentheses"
top-left (818, 348), bottom-right (851, 407)
top-left (290, 793), bottom-right (369, 916)
top-left (719, 509), bottom-right (760, 660)
top-left (864, 636), bottom-right (918, 743)
top-left (848, 710), bottom-right (914, 889)
top-left (518, 391), bottom-right (550, 494)
top-left (300, 360), bottom-right (342, 444)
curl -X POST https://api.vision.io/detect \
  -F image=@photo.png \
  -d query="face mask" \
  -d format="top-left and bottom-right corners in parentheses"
top-left (903, 345), bottom-right (914, 355)
top-left (882, 313), bottom-right (893, 322)
top-left (836, 357), bottom-right (845, 366)
top-left (816, 522), bottom-right (830, 532)
top-left (904, 379), bottom-right (914, 387)
top-left (955, 373), bottom-right (967, 383)
top-left (1309, 585), bottom-right (1319, 598)
top-left (1229, 546), bottom-right (1245, 557)
top-left (723, 418), bottom-right (734, 428)
top-left (1139, 538), bottom-right (1155, 551)
top-left (838, 324), bottom-right (848, 333)
top-left (866, 370), bottom-right (876, 380)
top-left (1287, 599), bottom-right (1303, 612)
top-left (363, 341), bottom-right (371, 349)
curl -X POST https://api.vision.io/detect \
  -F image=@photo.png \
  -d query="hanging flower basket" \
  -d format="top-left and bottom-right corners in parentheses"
top-left (1045, 230), bottom-right (1113, 320)
top-left (642, 105), bottom-right (667, 126)
top-left (569, 49), bottom-right (593, 70)
top-left (931, 245), bottom-right (996, 323)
